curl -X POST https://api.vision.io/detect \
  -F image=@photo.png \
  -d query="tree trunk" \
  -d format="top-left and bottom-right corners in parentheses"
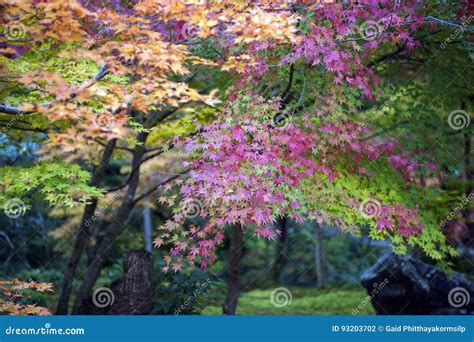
top-left (142, 198), bottom-right (153, 252)
top-left (313, 223), bottom-right (328, 287)
top-left (464, 132), bottom-right (472, 195)
top-left (222, 225), bottom-right (244, 315)
top-left (72, 132), bottom-right (148, 314)
top-left (0, 230), bottom-right (14, 266)
top-left (56, 139), bottom-right (116, 315)
top-left (74, 250), bottom-right (154, 315)
top-left (464, 131), bottom-right (473, 246)
top-left (56, 201), bottom-right (98, 315)
top-left (461, 98), bottom-right (473, 245)
top-left (69, 109), bottom-right (178, 314)
top-left (109, 249), bottom-right (154, 315)
top-left (271, 217), bottom-right (288, 283)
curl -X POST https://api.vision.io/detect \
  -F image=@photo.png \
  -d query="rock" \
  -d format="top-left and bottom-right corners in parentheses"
top-left (361, 251), bottom-right (474, 315)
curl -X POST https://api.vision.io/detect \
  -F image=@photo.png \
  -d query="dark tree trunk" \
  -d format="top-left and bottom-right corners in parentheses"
top-left (56, 201), bottom-right (98, 315)
top-left (56, 139), bottom-right (116, 315)
top-left (464, 132), bottom-right (473, 245)
top-left (271, 217), bottom-right (288, 283)
top-left (223, 225), bottom-right (244, 315)
top-left (464, 132), bottom-right (472, 195)
top-left (313, 223), bottom-right (328, 287)
top-left (74, 250), bottom-right (154, 315)
top-left (109, 249), bottom-right (154, 315)
top-left (0, 230), bottom-right (14, 266)
top-left (142, 198), bottom-right (153, 252)
top-left (70, 109), bottom-right (179, 314)
top-left (459, 100), bottom-right (473, 245)
top-left (72, 133), bottom-right (148, 314)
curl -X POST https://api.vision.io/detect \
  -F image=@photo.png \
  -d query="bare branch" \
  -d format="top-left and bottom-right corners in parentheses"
top-left (359, 120), bottom-right (409, 141)
top-left (132, 171), bottom-right (189, 205)
top-left (337, 16), bottom-right (474, 44)
top-left (93, 139), bottom-right (133, 152)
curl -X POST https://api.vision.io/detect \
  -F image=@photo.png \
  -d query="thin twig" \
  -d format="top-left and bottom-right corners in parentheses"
top-left (133, 170), bottom-right (190, 205)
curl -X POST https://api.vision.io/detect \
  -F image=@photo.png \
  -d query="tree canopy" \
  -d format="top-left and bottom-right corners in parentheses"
top-left (0, 0), bottom-right (472, 315)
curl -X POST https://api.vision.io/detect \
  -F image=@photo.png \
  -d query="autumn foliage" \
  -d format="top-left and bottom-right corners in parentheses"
top-left (0, 280), bottom-right (52, 315)
top-left (0, 0), bottom-right (471, 314)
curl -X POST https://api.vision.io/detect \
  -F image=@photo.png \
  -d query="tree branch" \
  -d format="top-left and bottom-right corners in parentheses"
top-left (93, 138), bottom-right (133, 152)
top-left (132, 171), bottom-right (189, 206)
top-left (0, 124), bottom-right (48, 133)
top-left (359, 120), bottom-right (410, 141)
top-left (337, 16), bottom-right (474, 44)
top-left (0, 64), bottom-right (108, 115)
top-left (281, 64), bottom-right (295, 105)
top-left (105, 108), bottom-right (183, 193)
top-left (368, 44), bottom-right (405, 68)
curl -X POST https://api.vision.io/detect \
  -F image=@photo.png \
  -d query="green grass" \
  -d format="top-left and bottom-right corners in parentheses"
top-left (201, 286), bottom-right (375, 315)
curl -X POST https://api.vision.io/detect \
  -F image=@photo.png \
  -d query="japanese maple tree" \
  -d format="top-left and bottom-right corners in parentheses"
top-left (0, 0), bottom-right (470, 315)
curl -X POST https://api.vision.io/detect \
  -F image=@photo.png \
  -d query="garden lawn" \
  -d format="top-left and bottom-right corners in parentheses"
top-left (201, 286), bottom-right (375, 315)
